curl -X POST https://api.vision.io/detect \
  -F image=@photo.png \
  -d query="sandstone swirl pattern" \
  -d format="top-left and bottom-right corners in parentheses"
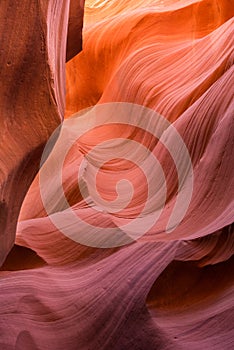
top-left (0, 0), bottom-right (233, 349)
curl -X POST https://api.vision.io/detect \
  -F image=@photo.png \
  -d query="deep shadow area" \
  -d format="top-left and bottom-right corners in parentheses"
top-left (147, 255), bottom-right (234, 312)
top-left (0, 244), bottom-right (46, 271)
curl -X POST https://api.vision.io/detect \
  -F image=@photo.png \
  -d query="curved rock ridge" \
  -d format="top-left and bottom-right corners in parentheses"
top-left (0, 0), bottom-right (233, 349)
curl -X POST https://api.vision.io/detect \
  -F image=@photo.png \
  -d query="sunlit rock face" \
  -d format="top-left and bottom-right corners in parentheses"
top-left (0, 0), bottom-right (234, 349)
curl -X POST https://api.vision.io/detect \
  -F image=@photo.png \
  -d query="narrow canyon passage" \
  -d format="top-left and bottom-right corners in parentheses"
top-left (0, 1), bottom-right (233, 349)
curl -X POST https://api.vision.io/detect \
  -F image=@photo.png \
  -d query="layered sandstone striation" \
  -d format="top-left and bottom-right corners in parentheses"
top-left (0, 0), bottom-right (233, 349)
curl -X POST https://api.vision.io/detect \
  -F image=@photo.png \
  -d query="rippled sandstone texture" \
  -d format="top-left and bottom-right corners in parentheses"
top-left (0, 0), bottom-right (234, 349)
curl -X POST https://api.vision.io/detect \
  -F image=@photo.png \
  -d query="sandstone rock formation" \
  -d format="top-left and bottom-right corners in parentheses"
top-left (0, 0), bottom-right (233, 349)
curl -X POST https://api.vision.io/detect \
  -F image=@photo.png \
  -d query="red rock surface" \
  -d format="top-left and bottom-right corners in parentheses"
top-left (0, 0), bottom-right (233, 349)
